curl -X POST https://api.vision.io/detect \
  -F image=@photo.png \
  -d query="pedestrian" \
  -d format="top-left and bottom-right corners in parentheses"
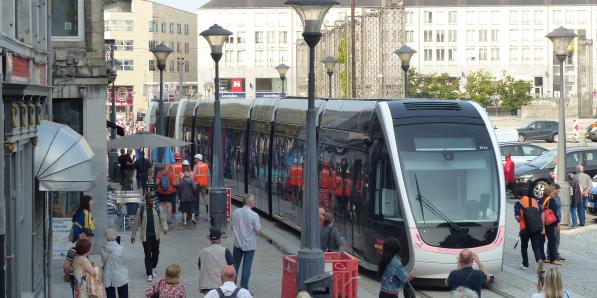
top-left (319, 207), bottom-right (325, 229)
top-left (178, 161), bottom-right (198, 225)
top-left (101, 228), bottom-right (129, 298)
top-left (378, 237), bottom-right (411, 297)
top-left (131, 191), bottom-right (168, 282)
top-left (514, 188), bottom-right (544, 270)
top-left (449, 286), bottom-right (479, 298)
top-left (446, 249), bottom-right (489, 297)
top-left (198, 228), bottom-right (235, 294)
top-left (568, 173), bottom-right (583, 228)
top-left (193, 154), bottom-right (210, 213)
top-left (72, 195), bottom-right (95, 241)
top-left (118, 149), bottom-right (127, 188)
top-left (204, 266), bottom-right (253, 298)
top-left (503, 153), bottom-right (515, 196)
top-left (133, 149), bottom-right (152, 195)
top-left (320, 211), bottom-right (344, 252)
top-left (156, 163), bottom-right (178, 224)
top-left (63, 234), bottom-right (90, 297)
top-left (549, 184), bottom-right (565, 261)
top-left (531, 268), bottom-right (571, 298)
top-left (121, 149), bottom-right (135, 190)
top-left (575, 165), bottom-right (591, 227)
top-left (540, 186), bottom-right (561, 265)
top-left (145, 264), bottom-right (187, 298)
top-left (231, 193), bottom-right (262, 290)
top-left (71, 238), bottom-right (102, 298)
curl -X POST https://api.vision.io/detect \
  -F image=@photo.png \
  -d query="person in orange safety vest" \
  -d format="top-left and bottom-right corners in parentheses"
top-left (193, 154), bottom-right (209, 213)
top-left (172, 153), bottom-right (183, 176)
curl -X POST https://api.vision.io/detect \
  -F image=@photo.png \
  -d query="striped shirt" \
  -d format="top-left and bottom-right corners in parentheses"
top-left (231, 206), bottom-right (261, 251)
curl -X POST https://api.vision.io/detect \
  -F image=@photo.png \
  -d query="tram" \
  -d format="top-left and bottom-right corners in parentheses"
top-left (146, 98), bottom-right (505, 280)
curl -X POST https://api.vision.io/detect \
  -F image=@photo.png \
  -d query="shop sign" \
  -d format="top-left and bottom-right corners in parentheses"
top-left (220, 92), bottom-right (246, 99)
top-left (107, 86), bottom-right (134, 107)
top-left (231, 78), bottom-right (244, 92)
top-left (256, 92), bottom-right (284, 98)
top-left (52, 218), bottom-right (73, 259)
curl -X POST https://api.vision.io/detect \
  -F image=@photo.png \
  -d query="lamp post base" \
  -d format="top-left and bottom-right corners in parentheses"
top-left (108, 150), bottom-right (119, 181)
top-left (296, 248), bottom-right (324, 292)
top-left (209, 187), bottom-right (228, 232)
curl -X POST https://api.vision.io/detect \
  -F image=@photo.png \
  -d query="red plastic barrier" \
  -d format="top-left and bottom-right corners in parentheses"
top-left (281, 252), bottom-right (359, 298)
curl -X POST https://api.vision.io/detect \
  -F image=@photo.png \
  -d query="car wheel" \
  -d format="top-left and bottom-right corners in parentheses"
top-left (518, 134), bottom-right (526, 142)
top-left (552, 133), bottom-right (558, 143)
top-left (533, 181), bottom-right (549, 198)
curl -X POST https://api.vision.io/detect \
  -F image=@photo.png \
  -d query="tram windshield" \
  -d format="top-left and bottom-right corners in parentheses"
top-left (395, 123), bottom-right (500, 225)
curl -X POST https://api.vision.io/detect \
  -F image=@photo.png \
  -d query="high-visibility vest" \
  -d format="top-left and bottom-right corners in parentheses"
top-left (335, 176), bottom-right (344, 197)
top-left (320, 167), bottom-right (330, 189)
top-left (288, 165), bottom-right (304, 187)
top-left (193, 162), bottom-right (209, 187)
top-left (344, 178), bottom-right (352, 197)
top-left (517, 196), bottom-right (538, 231)
top-left (330, 169), bottom-right (337, 191)
top-left (172, 162), bottom-right (183, 175)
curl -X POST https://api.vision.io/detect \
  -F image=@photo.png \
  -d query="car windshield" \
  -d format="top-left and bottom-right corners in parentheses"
top-left (527, 150), bottom-right (557, 169)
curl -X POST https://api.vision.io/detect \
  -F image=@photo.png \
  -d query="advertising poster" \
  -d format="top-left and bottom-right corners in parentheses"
top-left (52, 218), bottom-right (72, 260)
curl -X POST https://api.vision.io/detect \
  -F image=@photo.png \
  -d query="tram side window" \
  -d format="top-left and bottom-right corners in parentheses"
top-left (375, 159), bottom-right (402, 220)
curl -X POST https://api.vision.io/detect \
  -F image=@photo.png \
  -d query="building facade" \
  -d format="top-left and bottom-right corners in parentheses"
top-left (196, 0), bottom-right (381, 99)
top-left (105, 0), bottom-right (198, 123)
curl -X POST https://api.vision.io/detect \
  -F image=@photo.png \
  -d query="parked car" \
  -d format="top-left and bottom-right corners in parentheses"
top-left (514, 146), bottom-right (597, 198)
top-left (500, 142), bottom-right (548, 167)
top-left (589, 178), bottom-right (597, 216)
top-left (517, 120), bottom-right (559, 143)
top-left (586, 123), bottom-right (597, 142)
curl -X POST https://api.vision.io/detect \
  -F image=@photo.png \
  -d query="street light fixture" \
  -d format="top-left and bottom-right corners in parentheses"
top-left (285, 0), bottom-right (338, 291)
top-left (200, 24), bottom-right (232, 233)
top-left (394, 45), bottom-right (416, 98)
top-left (275, 63), bottom-right (290, 98)
top-left (321, 56), bottom-right (338, 98)
top-left (547, 26), bottom-right (576, 227)
top-left (150, 43), bottom-right (172, 166)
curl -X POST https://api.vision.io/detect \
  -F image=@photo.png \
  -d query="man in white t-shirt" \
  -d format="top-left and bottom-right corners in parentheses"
top-left (204, 266), bottom-right (252, 298)
top-left (231, 193), bottom-right (262, 290)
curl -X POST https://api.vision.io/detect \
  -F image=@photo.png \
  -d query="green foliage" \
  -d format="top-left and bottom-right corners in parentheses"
top-left (464, 70), bottom-right (496, 107)
top-left (337, 33), bottom-right (350, 98)
top-left (496, 75), bottom-right (533, 111)
top-left (407, 69), bottom-right (461, 99)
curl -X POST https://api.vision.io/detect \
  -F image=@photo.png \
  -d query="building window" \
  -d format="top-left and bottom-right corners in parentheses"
top-left (577, 10), bottom-right (587, 24)
top-left (509, 47), bottom-right (519, 64)
top-left (279, 31), bottom-right (287, 44)
top-left (424, 30), bottom-right (432, 42)
top-left (479, 48), bottom-right (488, 61)
top-left (278, 12), bottom-right (289, 26)
top-left (177, 24), bottom-right (182, 34)
top-left (226, 36), bottom-right (234, 43)
top-left (565, 10), bottom-right (574, 24)
top-left (238, 31), bottom-right (246, 43)
top-left (448, 11), bottom-right (457, 25)
top-left (267, 31), bottom-right (276, 44)
top-left (185, 62), bottom-right (190, 72)
top-left (448, 48), bottom-right (456, 62)
top-left (170, 42), bottom-right (174, 51)
top-left (169, 61), bottom-right (174, 72)
top-left (106, 20), bottom-right (133, 32)
top-left (534, 29), bottom-right (543, 43)
top-left (436, 30), bottom-right (445, 43)
top-left (522, 10), bottom-right (532, 25)
top-left (436, 49), bottom-right (445, 61)
top-left (522, 47), bottom-right (531, 65)
top-left (255, 13), bottom-right (265, 26)
top-left (491, 29), bottom-right (499, 42)
top-left (225, 50), bottom-right (235, 66)
top-left (149, 40), bottom-right (157, 49)
top-left (255, 50), bottom-right (265, 66)
top-left (509, 10), bottom-right (520, 25)
top-left (53, 98), bottom-right (83, 134)
top-left (466, 30), bottom-right (475, 42)
top-left (169, 23), bottom-right (174, 34)
top-left (479, 30), bottom-right (488, 42)
top-left (115, 40), bottom-right (134, 51)
top-left (184, 24), bottom-right (189, 35)
top-left (423, 49), bottom-right (432, 61)
top-left (466, 47), bottom-right (476, 62)
top-left (534, 10), bottom-right (543, 25)
top-left (51, 0), bottom-right (84, 39)
top-left (255, 31), bottom-right (264, 44)
top-left (116, 59), bottom-right (134, 71)
top-left (148, 20), bottom-right (158, 32)
top-left (237, 50), bottom-right (246, 66)
top-left (534, 47), bottom-right (543, 64)
top-left (466, 11), bottom-right (476, 25)
top-left (491, 10), bottom-right (500, 25)
top-left (406, 11), bottom-right (414, 25)
top-left (176, 42), bottom-right (181, 53)
top-left (509, 29), bottom-right (519, 42)
top-left (424, 11), bottom-right (432, 24)
top-left (522, 29), bottom-right (532, 43)
top-left (406, 30), bottom-right (414, 42)
top-left (279, 50), bottom-right (288, 63)
top-left (448, 30), bottom-right (457, 42)
top-left (184, 42), bottom-right (189, 54)
top-left (491, 47), bottom-right (500, 61)
top-left (478, 11), bottom-right (488, 25)
top-left (149, 60), bottom-right (156, 71)
top-left (553, 10), bottom-right (562, 25)
top-left (161, 22), bottom-right (166, 33)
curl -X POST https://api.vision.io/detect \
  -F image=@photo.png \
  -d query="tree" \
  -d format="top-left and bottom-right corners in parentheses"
top-left (496, 75), bottom-right (533, 112)
top-left (464, 70), bottom-right (496, 107)
top-left (407, 69), bottom-right (462, 99)
top-left (337, 33), bottom-right (350, 98)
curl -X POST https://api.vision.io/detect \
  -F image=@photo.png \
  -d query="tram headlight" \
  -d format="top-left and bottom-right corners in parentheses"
top-left (516, 174), bottom-right (533, 183)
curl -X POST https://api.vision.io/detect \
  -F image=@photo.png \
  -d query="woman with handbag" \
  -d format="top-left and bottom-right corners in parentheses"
top-left (542, 186), bottom-right (561, 265)
top-left (72, 238), bottom-right (104, 298)
top-left (378, 237), bottom-right (413, 298)
top-left (145, 264), bottom-right (186, 298)
top-left (101, 229), bottom-right (129, 298)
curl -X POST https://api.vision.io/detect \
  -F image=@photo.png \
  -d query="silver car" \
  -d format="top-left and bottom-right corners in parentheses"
top-left (500, 142), bottom-right (548, 168)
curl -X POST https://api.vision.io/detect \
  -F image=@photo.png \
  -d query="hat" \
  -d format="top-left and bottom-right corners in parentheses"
top-left (182, 160), bottom-right (190, 166)
top-left (194, 154), bottom-right (203, 161)
top-left (174, 153), bottom-right (182, 159)
top-left (209, 228), bottom-right (222, 241)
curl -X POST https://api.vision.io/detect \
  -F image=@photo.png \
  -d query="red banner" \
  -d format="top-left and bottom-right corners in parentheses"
top-left (12, 56), bottom-right (29, 78)
top-left (231, 78), bottom-right (243, 92)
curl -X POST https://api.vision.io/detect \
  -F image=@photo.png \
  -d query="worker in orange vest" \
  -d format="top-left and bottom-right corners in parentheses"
top-left (156, 163), bottom-right (178, 223)
top-left (193, 154), bottom-right (210, 213)
top-left (288, 161), bottom-right (304, 204)
top-left (172, 153), bottom-right (184, 176)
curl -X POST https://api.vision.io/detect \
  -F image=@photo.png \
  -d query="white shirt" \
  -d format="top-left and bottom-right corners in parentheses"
top-left (231, 206), bottom-right (261, 251)
top-left (204, 281), bottom-right (253, 298)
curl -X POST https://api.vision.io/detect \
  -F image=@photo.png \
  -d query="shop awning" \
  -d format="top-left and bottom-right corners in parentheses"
top-left (35, 121), bottom-right (96, 191)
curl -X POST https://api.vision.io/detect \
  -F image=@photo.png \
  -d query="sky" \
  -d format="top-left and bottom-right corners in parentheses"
top-left (153, 0), bottom-right (209, 13)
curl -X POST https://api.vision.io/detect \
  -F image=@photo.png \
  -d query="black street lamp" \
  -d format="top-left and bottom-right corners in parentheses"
top-left (321, 56), bottom-right (338, 98)
top-left (546, 26), bottom-right (576, 226)
top-left (200, 24), bottom-right (232, 232)
top-left (150, 43), bottom-right (172, 165)
top-left (285, 0), bottom-right (338, 291)
top-left (394, 45), bottom-right (416, 97)
top-left (275, 63), bottom-right (290, 97)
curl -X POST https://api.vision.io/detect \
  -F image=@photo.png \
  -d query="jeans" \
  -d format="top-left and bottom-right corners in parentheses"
top-left (136, 175), bottom-right (148, 193)
top-left (545, 225), bottom-right (557, 261)
top-left (142, 236), bottom-right (160, 276)
top-left (105, 284), bottom-right (129, 298)
top-left (555, 225), bottom-right (561, 257)
top-left (579, 196), bottom-right (588, 225)
top-left (520, 230), bottom-right (543, 267)
top-left (233, 246), bottom-right (255, 290)
top-left (571, 203), bottom-right (582, 226)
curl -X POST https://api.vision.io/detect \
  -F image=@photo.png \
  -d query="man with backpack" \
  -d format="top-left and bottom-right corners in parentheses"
top-left (131, 192), bottom-right (168, 282)
top-left (133, 149), bottom-right (152, 195)
top-left (514, 188), bottom-right (544, 270)
top-left (204, 266), bottom-right (253, 298)
top-left (157, 163), bottom-right (178, 224)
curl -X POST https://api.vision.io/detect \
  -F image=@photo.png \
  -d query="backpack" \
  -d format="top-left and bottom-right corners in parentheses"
top-left (522, 197), bottom-right (542, 233)
top-left (216, 287), bottom-right (241, 298)
top-left (160, 170), bottom-right (170, 191)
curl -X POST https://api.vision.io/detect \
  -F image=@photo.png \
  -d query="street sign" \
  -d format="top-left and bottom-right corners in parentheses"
top-left (226, 188), bottom-right (231, 220)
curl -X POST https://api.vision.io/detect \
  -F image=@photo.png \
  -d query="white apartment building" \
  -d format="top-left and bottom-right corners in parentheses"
top-left (197, 0), bottom-right (381, 99)
top-left (405, 1), bottom-right (597, 99)
top-left (105, 0), bottom-right (197, 118)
